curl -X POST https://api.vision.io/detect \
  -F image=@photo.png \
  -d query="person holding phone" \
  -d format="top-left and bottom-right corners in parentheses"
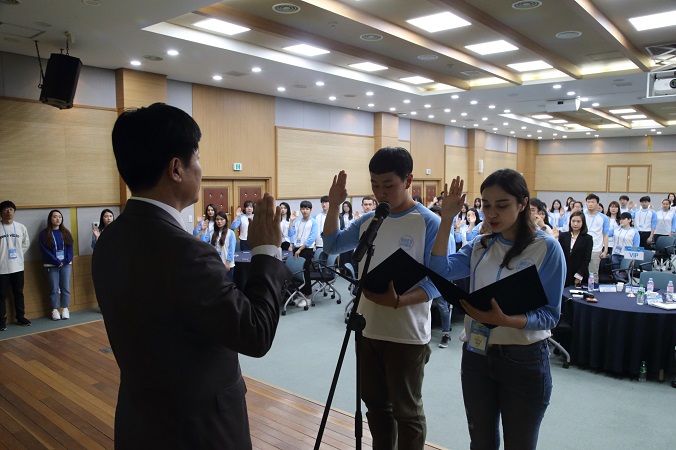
top-left (430, 170), bottom-right (565, 450)
top-left (91, 209), bottom-right (114, 249)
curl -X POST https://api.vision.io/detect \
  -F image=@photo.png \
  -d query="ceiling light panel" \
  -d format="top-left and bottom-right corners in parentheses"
top-left (406, 12), bottom-right (471, 33)
top-left (193, 18), bottom-right (250, 36)
top-left (400, 76), bottom-right (434, 84)
top-left (609, 108), bottom-right (635, 114)
top-left (507, 60), bottom-right (553, 72)
top-left (283, 44), bottom-right (330, 56)
top-left (349, 62), bottom-right (388, 71)
top-left (629, 9), bottom-right (676, 31)
top-left (465, 40), bottom-right (519, 55)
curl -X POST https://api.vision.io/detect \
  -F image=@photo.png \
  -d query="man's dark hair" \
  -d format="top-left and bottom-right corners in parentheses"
top-left (619, 195), bottom-right (629, 201)
top-left (112, 103), bottom-right (201, 193)
top-left (585, 193), bottom-right (599, 203)
top-left (640, 195), bottom-right (651, 203)
top-left (0, 200), bottom-right (17, 211)
top-left (300, 200), bottom-right (312, 209)
top-left (362, 195), bottom-right (377, 204)
top-left (369, 147), bottom-right (412, 181)
top-left (320, 195), bottom-right (329, 203)
top-left (573, 201), bottom-right (584, 209)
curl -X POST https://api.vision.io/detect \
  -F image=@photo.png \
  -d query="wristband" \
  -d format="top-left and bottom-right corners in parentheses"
top-left (394, 293), bottom-right (400, 309)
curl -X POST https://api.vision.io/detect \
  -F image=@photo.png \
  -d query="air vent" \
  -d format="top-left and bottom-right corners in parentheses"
top-left (143, 55), bottom-right (163, 61)
top-left (0, 22), bottom-right (44, 38)
top-left (512, 1), bottom-right (542, 10)
top-left (344, 94), bottom-right (357, 98)
top-left (556, 31), bottom-right (582, 39)
top-left (612, 81), bottom-right (635, 87)
top-left (0, 0), bottom-right (22, 4)
top-left (225, 71), bottom-right (247, 77)
top-left (292, 84), bottom-right (307, 89)
top-left (360, 33), bottom-right (383, 41)
top-left (588, 51), bottom-right (623, 61)
top-left (646, 42), bottom-right (676, 69)
top-left (272, 3), bottom-right (301, 14)
top-left (418, 54), bottom-right (438, 61)
top-left (461, 70), bottom-right (483, 76)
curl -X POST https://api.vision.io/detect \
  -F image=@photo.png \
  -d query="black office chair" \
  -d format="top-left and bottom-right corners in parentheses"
top-left (309, 252), bottom-right (341, 306)
top-left (549, 296), bottom-right (573, 369)
top-left (281, 255), bottom-right (309, 315)
top-left (653, 236), bottom-right (676, 272)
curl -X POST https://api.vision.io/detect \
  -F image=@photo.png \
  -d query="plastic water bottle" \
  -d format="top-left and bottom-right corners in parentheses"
top-left (647, 277), bottom-right (654, 293)
top-left (637, 285), bottom-right (645, 305)
top-left (587, 272), bottom-right (595, 293)
top-left (638, 361), bottom-right (647, 382)
top-left (667, 280), bottom-right (674, 294)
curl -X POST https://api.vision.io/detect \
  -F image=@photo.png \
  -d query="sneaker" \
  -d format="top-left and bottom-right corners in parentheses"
top-left (439, 334), bottom-right (450, 348)
top-left (296, 299), bottom-right (307, 308)
top-left (16, 317), bottom-right (31, 326)
top-left (61, 308), bottom-right (70, 320)
top-left (0, 320), bottom-right (6, 331)
top-left (51, 309), bottom-right (61, 321)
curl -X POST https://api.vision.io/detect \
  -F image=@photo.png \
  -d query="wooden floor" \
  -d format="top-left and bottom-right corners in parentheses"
top-left (0, 321), bottom-right (445, 450)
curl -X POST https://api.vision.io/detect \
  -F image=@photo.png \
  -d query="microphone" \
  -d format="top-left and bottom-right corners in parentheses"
top-left (353, 202), bottom-right (390, 262)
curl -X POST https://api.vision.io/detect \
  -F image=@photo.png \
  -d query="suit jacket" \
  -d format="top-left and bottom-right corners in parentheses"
top-left (558, 231), bottom-right (593, 287)
top-left (92, 199), bottom-right (289, 450)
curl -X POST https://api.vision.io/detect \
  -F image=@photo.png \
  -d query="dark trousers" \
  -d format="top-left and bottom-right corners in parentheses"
top-left (638, 231), bottom-right (652, 249)
top-left (293, 247), bottom-right (314, 295)
top-left (239, 239), bottom-right (250, 251)
top-left (0, 271), bottom-right (26, 320)
top-left (461, 340), bottom-right (552, 450)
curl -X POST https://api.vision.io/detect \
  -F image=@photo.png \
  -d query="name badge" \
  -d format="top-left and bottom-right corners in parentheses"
top-left (467, 319), bottom-right (490, 356)
top-left (56, 250), bottom-right (65, 261)
top-left (8, 248), bottom-right (18, 259)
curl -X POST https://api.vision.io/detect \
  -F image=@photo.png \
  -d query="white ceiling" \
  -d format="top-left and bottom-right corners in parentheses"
top-left (2, 0), bottom-right (676, 140)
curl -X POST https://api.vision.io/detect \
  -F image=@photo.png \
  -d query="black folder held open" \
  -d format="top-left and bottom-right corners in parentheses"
top-left (363, 248), bottom-right (548, 316)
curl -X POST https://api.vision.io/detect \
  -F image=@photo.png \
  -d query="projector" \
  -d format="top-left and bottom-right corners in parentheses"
top-left (653, 77), bottom-right (676, 96)
top-left (545, 98), bottom-right (580, 113)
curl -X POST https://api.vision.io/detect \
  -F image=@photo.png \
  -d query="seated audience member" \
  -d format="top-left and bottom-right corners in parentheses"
top-left (279, 202), bottom-right (292, 250)
top-left (531, 198), bottom-right (556, 237)
top-left (559, 211), bottom-right (593, 287)
top-left (632, 196), bottom-right (657, 248)
top-left (618, 195), bottom-right (631, 213)
top-left (584, 194), bottom-right (609, 276)
top-left (210, 211), bottom-right (236, 280)
top-left (91, 209), bottom-right (114, 248)
top-left (193, 203), bottom-right (216, 238)
top-left (39, 210), bottom-right (74, 321)
top-left (654, 199), bottom-right (676, 268)
top-left (231, 200), bottom-right (255, 250)
top-left (313, 196), bottom-right (330, 253)
top-left (288, 201), bottom-right (319, 307)
top-left (605, 201), bottom-right (622, 254)
top-left (609, 212), bottom-right (640, 282)
top-left (454, 207), bottom-right (482, 247)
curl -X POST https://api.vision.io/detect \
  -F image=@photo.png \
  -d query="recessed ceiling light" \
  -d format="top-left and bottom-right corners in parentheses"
top-left (527, 134), bottom-right (532, 137)
top-left (622, 114), bottom-right (647, 119)
top-left (411, 111), bottom-right (417, 115)
top-left (251, 67), bottom-right (262, 73)
top-left (556, 31), bottom-right (582, 39)
top-left (284, 44), bottom-right (330, 56)
top-left (657, 131), bottom-right (662, 134)
top-left (350, 62), bottom-right (388, 72)
top-left (510, 131), bottom-right (515, 134)
top-left (579, 97), bottom-right (589, 101)
top-left (629, 9), bottom-right (676, 31)
top-left (277, 87), bottom-right (286, 92)
top-left (563, 135), bottom-right (567, 138)
top-left (503, 109), bottom-right (511, 113)
top-left (503, 122), bottom-right (509, 126)
top-left (537, 130), bottom-right (542, 133)
top-left (549, 119), bottom-right (568, 124)
top-left (390, 107), bottom-right (396, 111)
top-left (329, 96), bottom-right (336, 101)
top-left (451, 94), bottom-right (460, 99)
top-left (403, 99), bottom-right (411, 103)
top-left (507, 60), bottom-right (552, 72)
top-left (553, 133), bottom-right (558, 136)
top-left (167, 49), bottom-right (179, 56)
top-left (130, 60), bottom-right (141, 66)
top-left (451, 119), bottom-right (457, 123)
top-left (493, 128), bottom-right (498, 131)
top-left (368, 103), bottom-right (375, 107)
top-left (444, 108), bottom-right (451, 112)
top-left (194, 18), bottom-right (250, 36)
top-left (512, 1), bottom-right (542, 10)
top-left (465, 40), bottom-right (519, 55)
top-left (366, 91), bottom-right (374, 96)
top-left (538, 136), bottom-right (543, 139)
top-left (461, 112), bottom-right (468, 116)
top-left (470, 100), bottom-right (478, 105)
top-left (424, 104), bottom-right (431, 108)
top-left (400, 76), bottom-right (434, 84)
top-left (360, 34), bottom-right (383, 41)
top-left (521, 126), bottom-right (527, 129)
top-left (272, 3), bottom-right (301, 14)
top-left (586, 132), bottom-right (591, 135)
top-left (406, 12), bottom-right (471, 33)
top-left (532, 114), bottom-right (553, 119)
top-left (429, 115), bottom-right (435, 118)
top-left (567, 91), bottom-right (576, 96)
top-left (212, 75), bottom-right (222, 81)
top-left (553, 84), bottom-right (562, 89)
top-left (592, 102), bottom-right (600, 107)
top-left (489, 105), bottom-right (496, 109)
top-left (417, 54), bottom-right (438, 61)
top-left (315, 81), bottom-right (324, 86)
top-left (482, 117), bottom-right (488, 121)
top-left (595, 134), bottom-right (599, 137)
top-left (609, 108), bottom-right (635, 114)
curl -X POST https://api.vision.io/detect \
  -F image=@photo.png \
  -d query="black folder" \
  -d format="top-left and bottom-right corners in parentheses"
top-left (363, 248), bottom-right (548, 317)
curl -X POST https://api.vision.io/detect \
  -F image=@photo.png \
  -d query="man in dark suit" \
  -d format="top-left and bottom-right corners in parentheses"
top-left (92, 103), bottom-right (289, 449)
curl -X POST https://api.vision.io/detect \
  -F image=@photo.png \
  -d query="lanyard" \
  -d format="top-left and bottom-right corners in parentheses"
top-left (1, 223), bottom-right (17, 248)
top-left (639, 209), bottom-right (650, 229)
top-left (470, 235), bottom-right (501, 292)
top-left (52, 232), bottom-right (61, 251)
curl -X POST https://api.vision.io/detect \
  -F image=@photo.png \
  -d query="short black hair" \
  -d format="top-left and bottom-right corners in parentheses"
top-left (112, 103), bottom-right (201, 193)
top-left (640, 195), bottom-right (651, 203)
top-left (0, 200), bottom-right (16, 211)
top-left (619, 195), bottom-right (629, 201)
top-left (300, 200), bottom-right (312, 209)
top-left (362, 195), bottom-right (376, 204)
top-left (369, 147), bottom-right (412, 181)
top-left (320, 195), bottom-right (329, 203)
top-left (585, 193), bottom-right (599, 203)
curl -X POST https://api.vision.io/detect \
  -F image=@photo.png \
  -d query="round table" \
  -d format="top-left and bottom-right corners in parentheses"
top-left (567, 288), bottom-right (676, 379)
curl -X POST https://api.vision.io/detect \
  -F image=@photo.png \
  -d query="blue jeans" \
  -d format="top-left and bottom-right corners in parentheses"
top-left (432, 297), bottom-right (451, 333)
top-left (45, 265), bottom-right (72, 309)
top-left (461, 340), bottom-right (552, 450)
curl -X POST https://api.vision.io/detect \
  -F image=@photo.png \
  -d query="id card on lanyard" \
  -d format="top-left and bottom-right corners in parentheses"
top-left (53, 234), bottom-right (65, 261)
top-left (466, 236), bottom-right (501, 356)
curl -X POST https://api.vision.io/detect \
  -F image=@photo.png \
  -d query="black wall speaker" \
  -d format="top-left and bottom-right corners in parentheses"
top-left (39, 53), bottom-right (83, 110)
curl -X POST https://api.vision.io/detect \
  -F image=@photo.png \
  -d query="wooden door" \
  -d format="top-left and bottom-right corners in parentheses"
top-left (411, 184), bottom-right (422, 201)
top-left (234, 180), bottom-right (267, 213)
top-left (424, 182), bottom-right (438, 205)
top-left (203, 187), bottom-right (229, 213)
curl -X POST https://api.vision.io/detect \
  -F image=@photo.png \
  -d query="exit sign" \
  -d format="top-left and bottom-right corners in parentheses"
top-left (233, 163), bottom-right (242, 171)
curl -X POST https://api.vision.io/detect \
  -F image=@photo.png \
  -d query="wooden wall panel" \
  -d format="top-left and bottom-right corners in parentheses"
top-left (398, 140), bottom-right (411, 151)
top-left (535, 152), bottom-right (676, 193)
top-left (410, 120), bottom-right (445, 180)
top-left (0, 99), bottom-right (119, 207)
top-left (277, 128), bottom-right (373, 198)
top-left (484, 150), bottom-right (517, 176)
top-left (445, 145), bottom-right (468, 189)
top-left (193, 85), bottom-right (275, 180)
top-left (115, 69), bottom-right (167, 110)
top-left (517, 139), bottom-right (537, 191)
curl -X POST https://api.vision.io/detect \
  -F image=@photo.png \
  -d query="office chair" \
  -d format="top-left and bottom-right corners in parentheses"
top-left (610, 257), bottom-right (634, 284)
top-left (638, 271), bottom-right (676, 292)
top-left (653, 236), bottom-right (676, 272)
top-left (549, 295), bottom-right (573, 369)
top-left (309, 252), bottom-right (341, 306)
top-left (281, 255), bottom-right (310, 315)
top-left (635, 249), bottom-right (655, 276)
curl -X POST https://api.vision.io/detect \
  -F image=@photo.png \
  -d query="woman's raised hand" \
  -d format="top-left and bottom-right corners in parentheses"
top-left (441, 176), bottom-right (465, 224)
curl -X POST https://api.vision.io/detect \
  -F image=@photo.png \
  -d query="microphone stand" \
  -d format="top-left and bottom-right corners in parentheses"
top-left (626, 257), bottom-right (636, 298)
top-left (314, 244), bottom-right (375, 450)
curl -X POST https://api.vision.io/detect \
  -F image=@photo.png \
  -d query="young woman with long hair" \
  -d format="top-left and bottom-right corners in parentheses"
top-left (210, 211), bottom-right (236, 280)
top-left (605, 200), bottom-right (621, 254)
top-left (193, 203), bottom-right (216, 240)
top-left (431, 169), bottom-right (565, 450)
top-left (558, 211), bottom-right (593, 288)
top-left (231, 200), bottom-right (255, 250)
top-left (39, 210), bottom-right (75, 320)
top-left (454, 207), bottom-right (482, 248)
top-left (279, 202), bottom-right (292, 251)
top-left (91, 208), bottom-right (114, 248)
